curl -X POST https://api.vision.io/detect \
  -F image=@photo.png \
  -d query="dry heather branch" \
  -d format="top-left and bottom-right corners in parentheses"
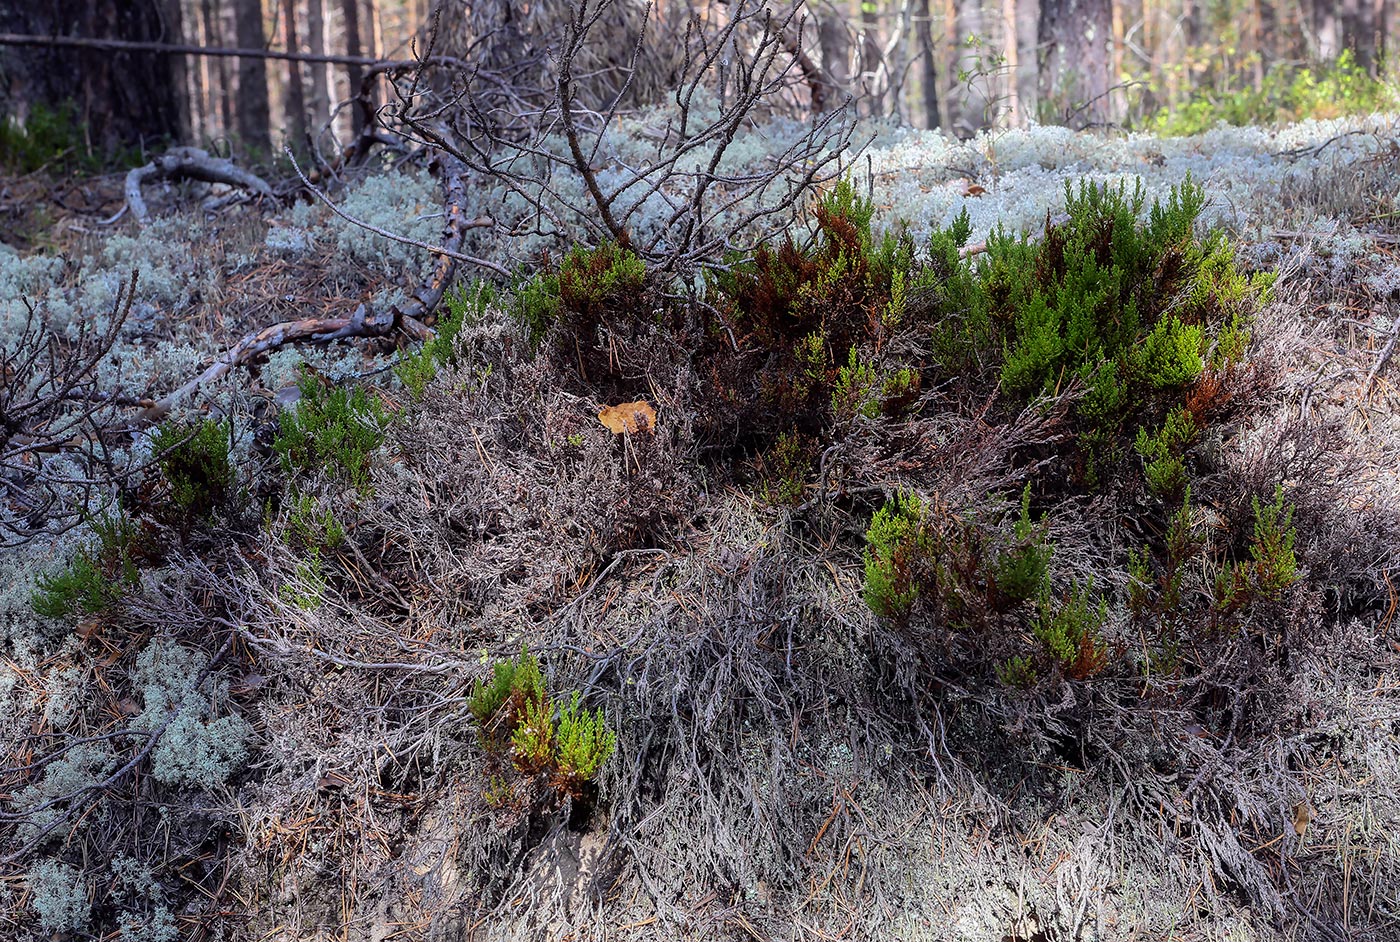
top-left (0, 271), bottom-right (140, 547)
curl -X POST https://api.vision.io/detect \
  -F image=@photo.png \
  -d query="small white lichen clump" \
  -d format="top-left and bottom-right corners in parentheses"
top-left (133, 639), bottom-right (251, 788)
top-left (291, 167), bottom-right (442, 277)
top-left (26, 858), bottom-right (89, 933)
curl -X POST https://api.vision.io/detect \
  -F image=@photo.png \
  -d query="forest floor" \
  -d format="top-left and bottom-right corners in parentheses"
top-left (3, 112), bottom-right (1400, 941)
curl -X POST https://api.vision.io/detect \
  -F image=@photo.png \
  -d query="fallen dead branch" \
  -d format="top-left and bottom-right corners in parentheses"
top-left (124, 146), bottom-right (274, 226)
top-left (141, 153), bottom-right (480, 422)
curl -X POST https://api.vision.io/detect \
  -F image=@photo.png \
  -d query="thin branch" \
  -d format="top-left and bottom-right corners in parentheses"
top-left (285, 147), bottom-right (506, 275)
top-left (0, 32), bottom-right (410, 67)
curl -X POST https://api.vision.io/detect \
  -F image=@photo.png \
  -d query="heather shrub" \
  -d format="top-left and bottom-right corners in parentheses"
top-left (1032, 580), bottom-right (1110, 679)
top-left (273, 371), bottom-right (389, 491)
top-left (469, 648), bottom-right (548, 746)
top-left (1214, 485), bottom-right (1300, 612)
top-left (552, 691), bottom-right (616, 798)
top-left (511, 268), bottom-right (562, 348)
top-left (285, 492), bottom-right (346, 551)
top-left (32, 513), bottom-right (141, 619)
top-left (992, 486), bottom-right (1052, 606)
top-left (0, 101), bottom-right (134, 174)
top-left (150, 418), bottom-right (234, 520)
top-left (470, 649), bottom-right (614, 800)
top-left (395, 281), bottom-right (490, 398)
top-left (862, 493), bottom-right (928, 620)
top-left (1135, 405), bottom-right (1198, 500)
top-left (558, 241), bottom-right (645, 315)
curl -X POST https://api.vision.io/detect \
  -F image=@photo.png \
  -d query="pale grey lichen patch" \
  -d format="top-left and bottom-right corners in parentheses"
top-left (25, 859), bottom-right (89, 934)
top-left (132, 639), bottom-right (250, 788)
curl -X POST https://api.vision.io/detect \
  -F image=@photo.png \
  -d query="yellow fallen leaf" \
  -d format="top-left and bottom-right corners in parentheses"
top-left (598, 400), bottom-right (657, 434)
top-left (1292, 801), bottom-right (1312, 836)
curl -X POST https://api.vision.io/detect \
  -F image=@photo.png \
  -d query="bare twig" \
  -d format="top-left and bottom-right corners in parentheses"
top-left (285, 146), bottom-right (505, 275)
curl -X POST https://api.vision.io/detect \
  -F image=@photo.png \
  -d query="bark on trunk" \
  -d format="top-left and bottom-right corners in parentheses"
top-left (234, 0), bottom-right (272, 154)
top-left (915, 0), bottom-right (940, 128)
top-left (305, 0), bottom-right (332, 132)
top-left (281, 0), bottom-right (309, 152)
top-left (1037, 0), bottom-right (1113, 128)
top-left (341, 0), bottom-right (367, 137)
top-left (203, 0), bottom-right (233, 135)
top-left (0, 0), bottom-right (189, 158)
top-left (1000, 0), bottom-right (1020, 126)
top-left (1341, 0), bottom-right (1379, 71)
top-left (860, 0), bottom-right (885, 116)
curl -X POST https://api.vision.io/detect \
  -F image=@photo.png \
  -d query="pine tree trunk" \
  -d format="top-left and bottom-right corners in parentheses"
top-left (1037, 0), bottom-right (1112, 128)
top-left (341, 0), bottom-right (367, 136)
top-left (861, 0), bottom-right (885, 116)
top-left (949, 0), bottom-right (984, 133)
top-left (234, 0), bottom-right (272, 154)
top-left (915, 0), bottom-right (941, 128)
top-left (281, 0), bottom-right (309, 152)
top-left (204, 0), bottom-right (234, 136)
top-left (305, 0), bottom-right (332, 132)
top-left (1342, 0), bottom-right (1379, 71)
top-left (0, 0), bottom-right (189, 158)
top-left (1001, 0), bottom-right (1020, 126)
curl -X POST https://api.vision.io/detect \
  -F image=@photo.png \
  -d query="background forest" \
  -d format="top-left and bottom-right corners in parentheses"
top-left (2, 2), bottom-right (1400, 941)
